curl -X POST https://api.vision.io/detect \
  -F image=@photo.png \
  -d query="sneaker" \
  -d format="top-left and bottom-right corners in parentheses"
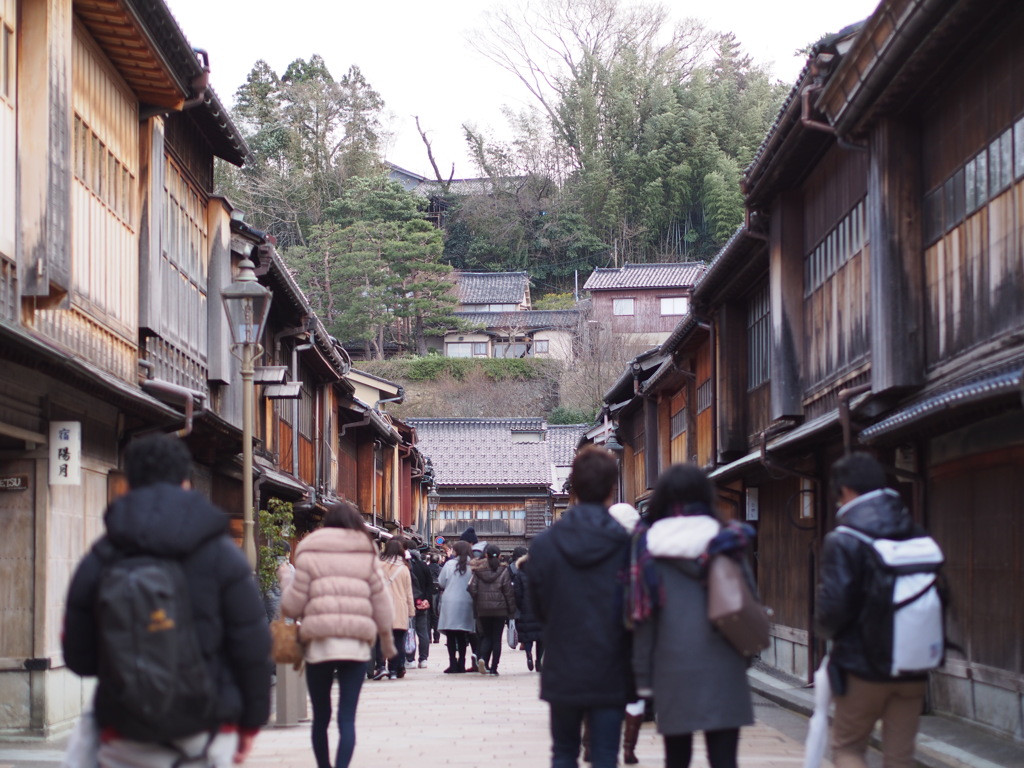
top-left (488, 669), bottom-right (500, 676)
top-left (387, 671), bottom-right (397, 680)
top-left (477, 658), bottom-right (487, 675)
top-left (418, 660), bottom-right (428, 668)
top-left (372, 668), bottom-right (388, 681)
top-left (397, 667), bottom-right (406, 679)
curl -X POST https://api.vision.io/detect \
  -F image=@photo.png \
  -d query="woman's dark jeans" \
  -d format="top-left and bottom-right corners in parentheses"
top-left (306, 660), bottom-right (366, 768)
top-left (477, 616), bottom-right (505, 671)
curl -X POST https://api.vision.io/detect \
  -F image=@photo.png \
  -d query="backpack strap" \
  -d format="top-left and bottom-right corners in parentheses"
top-left (834, 525), bottom-right (874, 545)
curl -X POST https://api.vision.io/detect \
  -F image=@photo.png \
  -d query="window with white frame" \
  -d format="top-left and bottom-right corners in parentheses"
top-left (446, 342), bottom-right (471, 357)
top-left (660, 296), bottom-right (688, 316)
top-left (613, 298), bottom-right (635, 316)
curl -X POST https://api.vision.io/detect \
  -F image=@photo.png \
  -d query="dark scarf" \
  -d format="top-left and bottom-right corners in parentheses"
top-left (626, 504), bottom-right (755, 627)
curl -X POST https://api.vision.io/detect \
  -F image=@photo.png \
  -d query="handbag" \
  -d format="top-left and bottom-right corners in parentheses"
top-left (506, 618), bottom-right (519, 649)
top-left (270, 618), bottom-right (304, 669)
top-left (706, 554), bottom-right (771, 657)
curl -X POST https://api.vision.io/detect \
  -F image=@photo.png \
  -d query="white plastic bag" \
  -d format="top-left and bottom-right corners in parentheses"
top-left (506, 619), bottom-right (519, 649)
top-left (803, 655), bottom-right (832, 768)
top-left (61, 707), bottom-right (99, 768)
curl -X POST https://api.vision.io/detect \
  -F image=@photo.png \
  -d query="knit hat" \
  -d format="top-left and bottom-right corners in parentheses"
top-left (609, 502), bottom-right (640, 533)
top-left (460, 526), bottom-right (479, 544)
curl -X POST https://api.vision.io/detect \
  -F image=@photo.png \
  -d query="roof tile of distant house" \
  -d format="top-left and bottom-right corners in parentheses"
top-left (455, 309), bottom-right (580, 331)
top-left (456, 272), bottom-right (530, 305)
top-left (408, 418), bottom-right (564, 487)
top-left (548, 424), bottom-right (589, 466)
top-left (582, 262), bottom-right (706, 291)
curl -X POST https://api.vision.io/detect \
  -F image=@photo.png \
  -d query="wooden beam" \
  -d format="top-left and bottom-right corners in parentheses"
top-left (869, 118), bottom-right (925, 393)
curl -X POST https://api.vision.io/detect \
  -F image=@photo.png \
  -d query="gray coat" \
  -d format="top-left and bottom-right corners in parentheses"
top-left (437, 557), bottom-right (475, 632)
top-left (633, 515), bottom-right (754, 736)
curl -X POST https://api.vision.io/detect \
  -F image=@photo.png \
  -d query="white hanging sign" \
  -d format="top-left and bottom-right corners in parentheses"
top-left (49, 421), bottom-right (82, 486)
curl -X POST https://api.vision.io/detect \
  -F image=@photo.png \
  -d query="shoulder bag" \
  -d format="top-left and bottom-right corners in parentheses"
top-left (270, 618), bottom-right (304, 670)
top-left (706, 554), bottom-right (771, 658)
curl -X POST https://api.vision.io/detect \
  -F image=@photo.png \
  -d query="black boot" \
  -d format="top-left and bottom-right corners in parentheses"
top-left (622, 713), bottom-right (643, 764)
top-left (444, 641), bottom-right (459, 673)
top-left (526, 650), bottom-right (534, 671)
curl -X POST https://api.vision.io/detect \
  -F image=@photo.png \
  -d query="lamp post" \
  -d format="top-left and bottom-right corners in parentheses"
top-left (221, 253), bottom-right (272, 569)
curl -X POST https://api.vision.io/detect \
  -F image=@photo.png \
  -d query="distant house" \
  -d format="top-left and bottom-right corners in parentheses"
top-left (435, 271), bottom-right (582, 361)
top-left (409, 418), bottom-right (588, 551)
top-left (387, 163), bottom-right (502, 229)
top-left (583, 263), bottom-right (706, 347)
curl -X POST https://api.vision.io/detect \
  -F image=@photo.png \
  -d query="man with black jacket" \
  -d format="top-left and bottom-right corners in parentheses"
top-left (63, 434), bottom-right (271, 767)
top-left (528, 445), bottom-right (632, 768)
top-left (406, 544), bottom-right (434, 667)
top-left (815, 453), bottom-right (930, 768)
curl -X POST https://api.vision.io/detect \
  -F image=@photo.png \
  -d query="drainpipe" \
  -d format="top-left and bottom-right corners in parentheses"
top-left (292, 339), bottom-right (314, 480)
top-left (140, 379), bottom-right (207, 437)
top-left (801, 81), bottom-right (868, 153)
top-left (181, 50), bottom-right (210, 110)
top-left (339, 411), bottom-right (372, 437)
top-left (838, 384), bottom-right (872, 455)
top-left (375, 384), bottom-right (405, 409)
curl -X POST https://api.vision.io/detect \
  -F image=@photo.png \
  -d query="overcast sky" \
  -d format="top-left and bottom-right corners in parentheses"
top-left (165, 0), bottom-right (880, 178)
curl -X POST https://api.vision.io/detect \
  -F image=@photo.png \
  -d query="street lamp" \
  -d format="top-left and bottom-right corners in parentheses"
top-left (221, 253), bottom-right (272, 569)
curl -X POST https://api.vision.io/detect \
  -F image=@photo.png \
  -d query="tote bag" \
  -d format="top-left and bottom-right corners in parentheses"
top-left (706, 554), bottom-right (771, 657)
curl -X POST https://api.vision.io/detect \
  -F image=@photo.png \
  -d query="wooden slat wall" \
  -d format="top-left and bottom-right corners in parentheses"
top-left (695, 342), bottom-right (713, 467)
top-left (929, 448), bottom-right (1024, 678)
top-left (669, 389), bottom-right (687, 464)
top-left (755, 476), bottom-right (814, 629)
top-left (69, 24), bottom-right (136, 334)
top-left (279, 420), bottom-right (293, 474)
top-left (298, 436), bottom-right (314, 485)
top-left (747, 384), bottom-right (771, 442)
top-left (337, 428), bottom-right (358, 501)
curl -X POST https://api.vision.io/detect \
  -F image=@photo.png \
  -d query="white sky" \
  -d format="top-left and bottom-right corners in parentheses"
top-left (164, 0), bottom-right (881, 178)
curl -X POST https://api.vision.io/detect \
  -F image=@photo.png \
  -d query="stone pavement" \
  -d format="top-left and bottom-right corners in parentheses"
top-left (0, 650), bottom-right (822, 768)
top-left (255, 655), bottom-right (819, 768)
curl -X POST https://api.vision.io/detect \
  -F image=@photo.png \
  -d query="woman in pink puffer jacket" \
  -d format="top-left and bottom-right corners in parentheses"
top-left (280, 502), bottom-right (395, 768)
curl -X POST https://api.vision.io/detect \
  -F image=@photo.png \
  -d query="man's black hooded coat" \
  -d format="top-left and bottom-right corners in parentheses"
top-left (63, 483), bottom-right (272, 735)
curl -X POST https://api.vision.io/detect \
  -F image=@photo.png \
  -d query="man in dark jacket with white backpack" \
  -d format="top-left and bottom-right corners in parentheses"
top-left (816, 453), bottom-right (946, 768)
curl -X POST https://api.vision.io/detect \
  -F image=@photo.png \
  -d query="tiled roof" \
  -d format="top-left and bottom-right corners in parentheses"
top-left (582, 262), bottom-right (706, 291)
top-left (455, 309), bottom-right (580, 331)
top-left (408, 418), bottom-right (566, 487)
top-left (456, 272), bottom-right (530, 304)
top-left (548, 424), bottom-right (589, 466)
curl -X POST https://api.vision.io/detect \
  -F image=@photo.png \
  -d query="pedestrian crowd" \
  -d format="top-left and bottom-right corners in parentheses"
top-left (59, 434), bottom-right (947, 768)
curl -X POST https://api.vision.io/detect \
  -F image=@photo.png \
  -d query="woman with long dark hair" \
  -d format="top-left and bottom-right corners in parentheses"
top-left (378, 538), bottom-right (415, 679)
top-left (630, 464), bottom-right (755, 768)
top-left (468, 543), bottom-right (516, 675)
top-left (437, 540), bottom-right (475, 673)
top-left (279, 502), bottom-right (396, 768)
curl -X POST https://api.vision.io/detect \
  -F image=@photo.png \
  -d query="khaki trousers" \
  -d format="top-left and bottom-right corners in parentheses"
top-left (831, 673), bottom-right (926, 768)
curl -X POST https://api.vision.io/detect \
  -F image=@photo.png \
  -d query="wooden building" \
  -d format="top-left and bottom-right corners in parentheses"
top-left (408, 418), bottom-right (588, 552)
top-left (601, 0), bottom-right (1024, 740)
top-left (0, 0), bottom-right (423, 736)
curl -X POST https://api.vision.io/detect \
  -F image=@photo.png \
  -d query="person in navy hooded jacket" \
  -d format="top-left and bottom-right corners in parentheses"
top-left (528, 445), bottom-right (633, 768)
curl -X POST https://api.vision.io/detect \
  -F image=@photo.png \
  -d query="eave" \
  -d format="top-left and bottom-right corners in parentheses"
top-left (75, 0), bottom-right (192, 109)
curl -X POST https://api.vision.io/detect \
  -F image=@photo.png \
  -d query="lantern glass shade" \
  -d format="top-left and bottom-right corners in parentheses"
top-left (221, 258), bottom-right (272, 346)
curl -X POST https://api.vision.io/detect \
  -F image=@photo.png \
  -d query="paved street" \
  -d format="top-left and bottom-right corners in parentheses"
top-left (245, 651), bottom-right (821, 768)
top-left (0, 648), bottom-right (825, 768)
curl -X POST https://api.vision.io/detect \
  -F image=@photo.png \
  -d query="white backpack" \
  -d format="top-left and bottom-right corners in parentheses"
top-left (835, 526), bottom-right (946, 677)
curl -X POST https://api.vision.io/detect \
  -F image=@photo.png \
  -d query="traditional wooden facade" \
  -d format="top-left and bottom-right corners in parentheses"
top-left (0, 0), bottom-right (423, 736)
top-left (601, 0), bottom-right (1024, 740)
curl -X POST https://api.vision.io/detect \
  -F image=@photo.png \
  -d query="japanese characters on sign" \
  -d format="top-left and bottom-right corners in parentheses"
top-left (49, 421), bottom-right (82, 486)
